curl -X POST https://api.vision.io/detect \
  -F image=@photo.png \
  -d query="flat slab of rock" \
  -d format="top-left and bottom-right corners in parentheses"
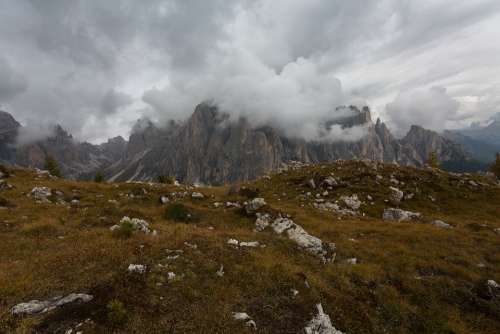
top-left (383, 208), bottom-right (421, 222)
top-left (11, 293), bottom-right (93, 316)
top-left (430, 220), bottom-right (452, 229)
top-left (262, 217), bottom-right (336, 263)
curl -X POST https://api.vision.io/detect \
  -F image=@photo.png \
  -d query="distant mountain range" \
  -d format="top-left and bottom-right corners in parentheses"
top-left (443, 115), bottom-right (500, 165)
top-left (0, 104), bottom-right (490, 184)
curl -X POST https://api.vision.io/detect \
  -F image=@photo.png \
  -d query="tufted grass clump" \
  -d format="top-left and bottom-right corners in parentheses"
top-left (107, 299), bottom-right (128, 327)
top-left (165, 203), bottom-right (196, 222)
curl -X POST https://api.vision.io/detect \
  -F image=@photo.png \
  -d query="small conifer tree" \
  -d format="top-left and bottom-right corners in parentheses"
top-left (490, 153), bottom-right (500, 178)
top-left (94, 171), bottom-right (104, 183)
top-left (427, 151), bottom-right (440, 169)
top-left (44, 155), bottom-right (62, 177)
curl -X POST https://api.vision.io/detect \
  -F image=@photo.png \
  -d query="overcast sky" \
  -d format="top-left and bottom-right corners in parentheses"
top-left (0, 0), bottom-right (499, 143)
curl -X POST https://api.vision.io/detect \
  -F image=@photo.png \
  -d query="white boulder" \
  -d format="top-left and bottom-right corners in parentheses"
top-left (304, 303), bottom-right (344, 334)
top-left (245, 198), bottom-right (267, 214)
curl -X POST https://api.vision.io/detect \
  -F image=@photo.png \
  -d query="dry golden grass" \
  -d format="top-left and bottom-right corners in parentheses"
top-left (0, 161), bottom-right (499, 333)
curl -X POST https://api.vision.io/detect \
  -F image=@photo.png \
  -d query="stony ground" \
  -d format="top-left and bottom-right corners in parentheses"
top-left (0, 161), bottom-right (499, 333)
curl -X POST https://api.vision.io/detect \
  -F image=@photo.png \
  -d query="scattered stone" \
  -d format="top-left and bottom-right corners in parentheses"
top-left (494, 228), bottom-right (500, 235)
top-left (346, 258), bottom-right (357, 265)
top-left (184, 241), bottom-right (198, 249)
top-left (226, 201), bottom-right (241, 208)
top-left (11, 294), bottom-right (93, 316)
top-left (127, 264), bottom-right (146, 274)
top-left (216, 265), bottom-right (225, 277)
top-left (159, 196), bottom-right (169, 204)
top-left (322, 177), bottom-right (337, 187)
top-left (291, 289), bottom-right (299, 298)
top-left (308, 179), bottom-right (316, 189)
top-left (469, 180), bottom-right (478, 187)
top-left (110, 216), bottom-right (155, 234)
top-left (191, 192), bottom-right (204, 199)
top-left (383, 208), bottom-right (421, 222)
top-left (0, 180), bottom-right (14, 191)
top-left (389, 186), bottom-right (404, 204)
top-left (430, 220), bottom-right (452, 229)
top-left (167, 272), bottom-right (176, 280)
top-left (404, 193), bottom-right (415, 200)
top-left (245, 198), bottom-right (267, 214)
top-left (340, 194), bottom-right (361, 210)
top-left (366, 195), bottom-right (373, 201)
top-left (227, 239), bottom-right (261, 248)
top-left (488, 280), bottom-right (500, 289)
top-left (266, 217), bottom-right (336, 263)
top-left (304, 303), bottom-right (344, 334)
top-left (29, 187), bottom-right (52, 202)
top-left (255, 213), bottom-right (272, 232)
top-left (232, 312), bottom-right (257, 330)
top-left (390, 177), bottom-right (399, 185)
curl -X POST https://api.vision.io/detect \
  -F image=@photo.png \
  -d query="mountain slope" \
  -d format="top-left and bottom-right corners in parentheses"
top-left (0, 161), bottom-right (499, 333)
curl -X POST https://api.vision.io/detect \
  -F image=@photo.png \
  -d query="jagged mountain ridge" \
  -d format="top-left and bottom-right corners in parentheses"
top-left (104, 103), bottom-right (470, 184)
top-left (0, 114), bottom-right (127, 180)
top-left (0, 105), bottom-right (472, 183)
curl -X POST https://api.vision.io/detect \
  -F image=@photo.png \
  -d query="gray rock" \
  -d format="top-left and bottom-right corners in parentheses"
top-left (341, 195), bottom-right (361, 210)
top-left (110, 216), bottom-right (155, 234)
top-left (304, 303), bottom-right (344, 334)
top-left (232, 312), bottom-right (257, 330)
top-left (430, 220), bottom-right (452, 229)
top-left (11, 293), bottom-right (93, 316)
top-left (191, 192), bottom-right (204, 199)
top-left (245, 198), bottom-right (267, 214)
top-left (389, 186), bottom-right (404, 204)
top-left (383, 208), bottom-right (421, 222)
top-left (29, 187), bottom-right (52, 202)
top-left (267, 218), bottom-right (336, 263)
top-left (127, 264), bottom-right (147, 274)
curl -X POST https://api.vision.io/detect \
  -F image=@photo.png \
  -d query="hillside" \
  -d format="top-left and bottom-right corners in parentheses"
top-left (0, 161), bottom-right (499, 333)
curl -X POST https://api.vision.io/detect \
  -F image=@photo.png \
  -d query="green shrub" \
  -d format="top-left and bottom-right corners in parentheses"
top-left (238, 186), bottom-right (259, 199)
top-left (157, 175), bottom-right (175, 184)
top-left (427, 151), bottom-right (440, 169)
top-left (94, 171), bottom-right (104, 183)
top-left (112, 221), bottom-right (135, 238)
top-left (165, 203), bottom-right (195, 222)
top-left (44, 155), bottom-right (62, 177)
top-left (490, 153), bottom-right (500, 178)
top-left (0, 165), bottom-right (10, 178)
top-left (107, 299), bottom-right (127, 326)
top-left (0, 196), bottom-right (14, 207)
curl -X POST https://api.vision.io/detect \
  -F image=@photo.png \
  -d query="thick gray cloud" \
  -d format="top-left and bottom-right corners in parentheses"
top-left (100, 89), bottom-right (133, 115)
top-left (0, 57), bottom-right (28, 102)
top-left (0, 0), bottom-right (499, 143)
top-left (386, 87), bottom-right (461, 135)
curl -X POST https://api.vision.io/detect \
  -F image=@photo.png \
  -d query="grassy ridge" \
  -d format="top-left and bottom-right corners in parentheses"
top-left (0, 161), bottom-right (499, 333)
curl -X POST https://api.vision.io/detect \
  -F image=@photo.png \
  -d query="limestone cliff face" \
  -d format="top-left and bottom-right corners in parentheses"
top-left (0, 106), bottom-right (471, 184)
top-left (105, 104), bottom-right (471, 184)
top-left (0, 111), bottom-right (20, 162)
top-left (401, 125), bottom-right (468, 163)
top-left (14, 125), bottom-right (127, 180)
